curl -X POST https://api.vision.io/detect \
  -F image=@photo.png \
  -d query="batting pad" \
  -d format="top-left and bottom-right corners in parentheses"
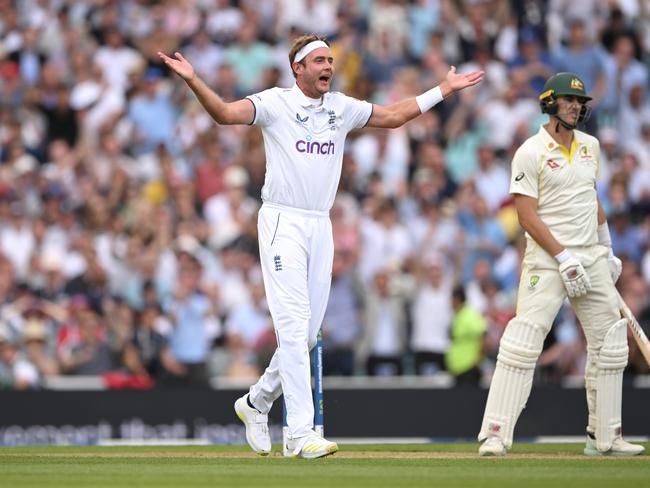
top-left (596, 318), bottom-right (628, 451)
top-left (479, 317), bottom-right (545, 448)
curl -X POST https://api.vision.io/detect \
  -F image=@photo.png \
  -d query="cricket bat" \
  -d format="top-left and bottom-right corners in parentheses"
top-left (618, 291), bottom-right (650, 367)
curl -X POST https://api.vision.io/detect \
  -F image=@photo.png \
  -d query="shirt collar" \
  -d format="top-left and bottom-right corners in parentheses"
top-left (538, 125), bottom-right (584, 152)
top-left (291, 83), bottom-right (325, 109)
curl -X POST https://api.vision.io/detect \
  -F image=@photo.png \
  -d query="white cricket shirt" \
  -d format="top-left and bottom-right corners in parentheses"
top-left (247, 84), bottom-right (373, 212)
top-left (510, 126), bottom-right (601, 247)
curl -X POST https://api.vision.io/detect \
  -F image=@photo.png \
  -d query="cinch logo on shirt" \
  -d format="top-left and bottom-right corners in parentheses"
top-left (295, 139), bottom-right (335, 155)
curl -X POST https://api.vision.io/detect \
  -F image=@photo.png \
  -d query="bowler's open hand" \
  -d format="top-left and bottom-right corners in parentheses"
top-left (157, 51), bottom-right (195, 82)
top-left (445, 66), bottom-right (484, 91)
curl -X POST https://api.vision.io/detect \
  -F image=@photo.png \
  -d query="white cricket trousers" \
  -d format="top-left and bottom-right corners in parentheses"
top-left (249, 202), bottom-right (333, 439)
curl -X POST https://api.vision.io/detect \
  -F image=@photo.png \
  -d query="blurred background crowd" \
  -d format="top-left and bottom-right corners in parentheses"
top-left (0, 0), bottom-right (650, 390)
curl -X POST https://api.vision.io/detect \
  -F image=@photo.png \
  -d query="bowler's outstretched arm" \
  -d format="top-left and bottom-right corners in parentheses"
top-left (158, 51), bottom-right (254, 125)
top-left (367, 66), bottom-right (483, 129)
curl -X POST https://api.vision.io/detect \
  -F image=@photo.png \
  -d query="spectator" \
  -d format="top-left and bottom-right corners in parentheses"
top-left (358, 198), bottom-right (412, 284)
top-left (610, 211), bottom-right (644, 263)
top-left (410, 257), bottom-right (452, 375)
top-left (37, 83), bottom-right (79, 147)
top-left (600, 34), bottom-right (648, 127)
top-left (205, 0), bottom-right (245, 45)
top-left (357, 268), bottom-right (408, 376)
top-left (163, 258), bottom-right (218, 387)
top-left (458, 195), bottom-right (507, 283)
top-left (224, 280), bottom-right (273, 372)
top-left (509, 27), bottom-right (554, 97)
top-left (0, 1), bottom-right (647, 389)
top-left (93, 28), bottom-right (144, 92)
top-left (473, 143), bottom-right (510, 212)
top-left (352, 129), bottom-right (410, 197)
top-left (58, 307), bottom-right (119, 375)
top-left (551, 16), bottom-right (606, 103)
top-left (322, 249), bottom-right (363, 376)
top-left (0, 202), bottom-right (35, 281)
top-left (454, 0), bottom-right (507, 62)
top-left (8, 27), bottom-right (46, 87)
top-left (182, 29), bottom-right (224, 84)
top-left (203, 165), bottom-right (258, 250)
top-left (223, 22), bottom-right (272, 93)
top-left (407, 0), bottom-right (441, 61)
top-left (0, 323), bottom-right (39, 389)
top-left (22, 316), bottom-right (59, 381)
top-left (476, 80), bottom-right (540, 155)
top-left (127, 68), bottom-right (178, 156)
top-left (123, 303), bottom-right (171, 382)
top-left (445, 286), bottom-right (486, 386)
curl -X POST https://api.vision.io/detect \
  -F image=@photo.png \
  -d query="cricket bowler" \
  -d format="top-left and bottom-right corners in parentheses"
top-left (160, 34), bottom-right (483, 458)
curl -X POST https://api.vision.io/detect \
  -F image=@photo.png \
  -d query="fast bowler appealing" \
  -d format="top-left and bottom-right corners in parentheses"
top-left (159, 35), bottom-right (482, 459)
top-left (477, 72), bottom-right (644, 457)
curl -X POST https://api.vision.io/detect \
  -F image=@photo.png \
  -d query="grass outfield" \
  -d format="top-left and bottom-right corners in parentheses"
top-left (0, 443), bottom-right (648, 488)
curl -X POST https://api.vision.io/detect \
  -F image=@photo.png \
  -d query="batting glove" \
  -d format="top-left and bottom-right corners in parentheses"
top-left (558, 255), bottom-right (592, 298)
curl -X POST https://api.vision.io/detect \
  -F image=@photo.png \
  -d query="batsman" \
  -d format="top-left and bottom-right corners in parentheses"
top-left (478, 73), bottom-right (645, 457)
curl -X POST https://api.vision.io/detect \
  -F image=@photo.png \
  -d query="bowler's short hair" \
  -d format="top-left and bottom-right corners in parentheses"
top-left (288, 34), bottom-right (330, 79)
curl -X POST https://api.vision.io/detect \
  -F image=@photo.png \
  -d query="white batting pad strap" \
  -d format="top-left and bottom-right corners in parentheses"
top-left (294, 40), bottom-right (329, 63)
top-left (479, 317), bottom-right (544, 448)
top-left (596, 319), bottom-right (628, 451)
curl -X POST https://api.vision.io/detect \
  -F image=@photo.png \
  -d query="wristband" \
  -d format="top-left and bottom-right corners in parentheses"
top-left (597, 222), bottom-right (612, 248)
top-left (554, 249), bottom-right (571, 265)
top-left (415, 86), bottom-right (444, 113)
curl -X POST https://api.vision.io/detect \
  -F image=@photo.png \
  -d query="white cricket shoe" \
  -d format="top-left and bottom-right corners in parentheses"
top-left (478, 437), bottom-right (506, 456)
top-left (234, 395), bottom-right (271, 456)
top-left (285, 430), bottom-right (338, 459)
top-left (584, 434), bottom-right (645, 456)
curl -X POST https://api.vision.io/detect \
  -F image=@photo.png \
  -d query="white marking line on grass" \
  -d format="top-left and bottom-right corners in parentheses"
top-left (331, 438), bottom-right (432, 444)
top-left (535, 436), bottom-right (650, 443)
top-left (0, 451), bottom-right (646, 461)
top-left (98, 439), bottom-right (211, 446)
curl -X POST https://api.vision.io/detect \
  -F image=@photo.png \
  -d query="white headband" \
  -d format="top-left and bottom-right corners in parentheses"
top-left (293, 40), bottom-right (329, 63)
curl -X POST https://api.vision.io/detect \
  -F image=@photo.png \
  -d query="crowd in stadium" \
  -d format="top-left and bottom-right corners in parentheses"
top-left (0, 0), bottom-right (649, 389)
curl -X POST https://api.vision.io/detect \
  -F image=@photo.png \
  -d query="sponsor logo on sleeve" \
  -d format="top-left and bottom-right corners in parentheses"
top-left (514, 172), bottom-right (525, 182)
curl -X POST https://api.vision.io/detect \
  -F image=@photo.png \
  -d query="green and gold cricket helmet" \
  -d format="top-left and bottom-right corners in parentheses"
top-left (539, 72), bottom-right (592, 115)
